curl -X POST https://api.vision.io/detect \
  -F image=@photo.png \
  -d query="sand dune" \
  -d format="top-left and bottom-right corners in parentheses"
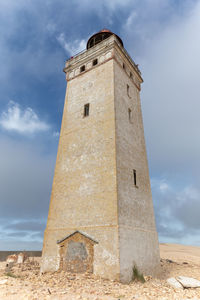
top-left (160, 243), bottom-right (200, 264)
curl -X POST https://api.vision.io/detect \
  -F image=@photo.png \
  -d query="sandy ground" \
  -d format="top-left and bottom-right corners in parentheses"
top-left (0, 243), bottom-right (200, 299)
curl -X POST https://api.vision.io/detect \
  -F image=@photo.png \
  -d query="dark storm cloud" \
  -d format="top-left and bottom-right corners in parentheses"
top-left (129, 0), bottom-right (200, 244)
top-left (0, 218), bottom-right (44, 250)
top-left (139, 1), bottom-right (200, 175)
top-left (6, 231), bottom-right (30, 238)
top-left (0, 136), bottom-right (56, 221)
top-left (0, 238), bottom-right (43, 251)
top-left (4, 220), bottom-right (46, 232)
top-left (152, 179), bottom-right (200, 244)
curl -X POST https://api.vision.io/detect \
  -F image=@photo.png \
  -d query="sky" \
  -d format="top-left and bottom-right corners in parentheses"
top-left (0, 0), bottom-right (200, 250)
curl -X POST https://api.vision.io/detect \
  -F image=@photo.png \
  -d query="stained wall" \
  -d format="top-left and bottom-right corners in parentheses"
top-left (41, 50), bottom-right (120, 280)
top-left (113, 48), bottom-right (160, 283)
top-left (41, 35), bottom-right (160, 282)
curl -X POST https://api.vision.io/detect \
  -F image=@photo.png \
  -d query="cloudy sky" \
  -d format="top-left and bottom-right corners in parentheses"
top-left (0, 0), bottom-right (200, 250)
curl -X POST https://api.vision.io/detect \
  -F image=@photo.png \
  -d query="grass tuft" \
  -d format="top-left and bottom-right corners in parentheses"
top-left (5, 272), bottom-right (18, 278)
top-left (132, 266), bottom-right (145, 283)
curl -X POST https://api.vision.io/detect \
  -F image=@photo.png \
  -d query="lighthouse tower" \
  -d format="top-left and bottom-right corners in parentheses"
top-left (41, 30), bottom-right (160, 283)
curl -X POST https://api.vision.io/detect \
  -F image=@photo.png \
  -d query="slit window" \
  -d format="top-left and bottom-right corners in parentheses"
top-left (130, 72), bottom-right (133, 79)
top-left (84, 103), bottom-right (90, 117)
top-left (93, 59), bottom-right (98, 66)
top-left (123, 63), bottom-right (126, 70)
top-left (128, 108), bottom-right (132, 122)
top-left (127, 84), bottom-right (130, 97)
top-left (80, 65), bottom-right (85, 72)
top-left (133, 169), bottom-right (137, 186)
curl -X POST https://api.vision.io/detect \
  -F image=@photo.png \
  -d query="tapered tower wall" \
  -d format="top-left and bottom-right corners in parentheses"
top-left (41, 46), bottom-right (121, 280)
top-left (113, 46), bottom-right (160, 282)
top-left (41, 33), bottom-right (160, 282)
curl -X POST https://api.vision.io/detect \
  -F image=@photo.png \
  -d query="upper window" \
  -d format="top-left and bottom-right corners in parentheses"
top-left (123, 63), bottom-right (126, 70)
top-left (84, 103), bottom-right (90, 117)
top-left (127, 84), bottom-right (130, 97)
top-left (133, 169), bottom-right (137, 186)
top-left (128, 108), bottom-right (132, 122)
top-left (130, 72), bottom-right (133, 79)
top-left (93, 59), bottom-right (98, 66)
top-left (80, 65), bottom-right (85, 72)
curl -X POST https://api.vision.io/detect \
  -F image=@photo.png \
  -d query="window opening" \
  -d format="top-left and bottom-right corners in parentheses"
top-left (80, 65), bottom-right (85, 72)
top-left (127, 84), bottom-right (130, 97)
top-left (93, 59), bottom-right (98, 66)
top-left (123, 63), bottom-right (126, 70)
top-left (128, 108), bottom-right (132, 122)
top-left (84, 103), bottom-right (90, 117)
top-left (133, 169), bottom-right (137, 186)
top-left (130, 72), bottom-right (133, 79)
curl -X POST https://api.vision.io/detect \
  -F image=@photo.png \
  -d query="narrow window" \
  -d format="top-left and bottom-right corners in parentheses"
top-left (123, 63), bottom-right (126, 70)
top-left (80, 65), bottom-right (85, 72)
top-left (127, 84), bottom-right (130, 97)
top-left (130, 72), bottom-right (133, 79)
top-left (84, 103), bottom-right (90, 117)
top-left (128, 108), bottom-right (132, 122)
top-left (133, 169), bottom-right (137, 186)
top-left (93, 59), bottom-right (98, 66)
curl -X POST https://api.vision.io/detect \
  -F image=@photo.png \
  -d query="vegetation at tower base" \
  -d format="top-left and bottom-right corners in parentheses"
top-left (4, 272), bottom-right (18, 278)
top-left (132, 265), bottom-right (145, 283)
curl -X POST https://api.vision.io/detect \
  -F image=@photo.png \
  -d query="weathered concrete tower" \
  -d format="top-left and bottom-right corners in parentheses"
top-left (41, 29), bottom-right (160, 283)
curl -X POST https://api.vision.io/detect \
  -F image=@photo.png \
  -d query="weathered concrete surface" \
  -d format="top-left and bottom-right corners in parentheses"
top-left (177, 276), bottom-right (200, 288)
top-left (41, 34), bottom-right (160, 282)
top-left (41, 51), bottom-right (120, 280)
top-left (58, 231), bottom-right (97, 274)
top-left (113, 49), bottom-right (160, 282)
top-left (167, 277), bottom-right (183, 289)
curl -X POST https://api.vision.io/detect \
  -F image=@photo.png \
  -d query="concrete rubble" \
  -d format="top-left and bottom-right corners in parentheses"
top-left (0, 256), bottom-right (200, 299)
top-left (167, 277), bottom-right (183, 289)
top-left (177, 276), bottom-right (200, 288)
top-left (167, 276), bottom-right (200, 289)
top-left (6, 252), bottom-right (27, 264)
top-left (0, 279), bottom-right (8, 285)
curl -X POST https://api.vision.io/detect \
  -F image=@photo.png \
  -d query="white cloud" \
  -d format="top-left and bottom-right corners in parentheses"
top-left (72, 0), bottom-right (133, 19)
top-left (125, 11), bottom-right (137, 28)
top-left (159, 182), bottom-right (169, 192)
top-left (0, 101), bottom-right (50, 134)
top-left (151, 178), bottom-right (170, 192)
top-left (53, 131), bottom-right (59, 138)
top-left (180, 186), bottom-right (200, 201)
top-left (57, 33), bottom-right (86, 56)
